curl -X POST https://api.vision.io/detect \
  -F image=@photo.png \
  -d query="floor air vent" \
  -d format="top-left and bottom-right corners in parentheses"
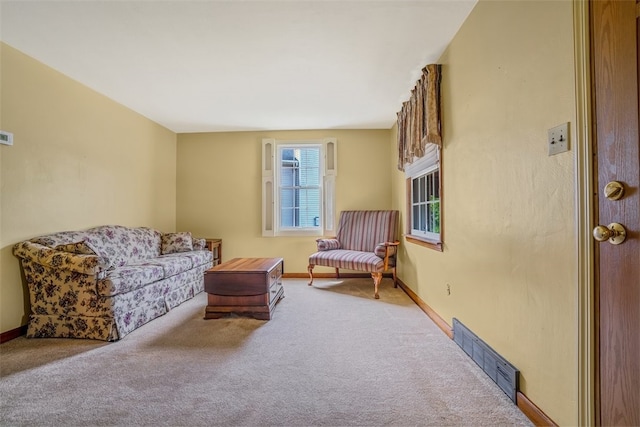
top-left (453, 318), bottom-right (519, 403)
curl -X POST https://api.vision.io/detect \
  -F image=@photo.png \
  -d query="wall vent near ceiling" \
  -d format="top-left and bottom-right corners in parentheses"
top-left (453, 318), bottom-right (519, 403)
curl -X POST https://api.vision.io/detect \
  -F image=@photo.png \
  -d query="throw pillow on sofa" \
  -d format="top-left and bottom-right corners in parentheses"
top-left (316, 238), bottom-right (341, 251)
top-left (192, 238), bottom-right (206, 251)
top-left (161, 232), bottom-right (193, 254)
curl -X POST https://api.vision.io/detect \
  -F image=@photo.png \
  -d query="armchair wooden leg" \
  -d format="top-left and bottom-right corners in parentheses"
top-left (308, 264), bottom-right (315, 286)
top-left (371, 272), bottom-right (382, 299)
top-left (392, 267), bottom-right (397, 288)
top-left (335, 268), bottom-right (340, 279)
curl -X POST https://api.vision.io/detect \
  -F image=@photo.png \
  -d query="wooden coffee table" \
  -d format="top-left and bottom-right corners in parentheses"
top-left (204, 257), bottom-right (284, 320)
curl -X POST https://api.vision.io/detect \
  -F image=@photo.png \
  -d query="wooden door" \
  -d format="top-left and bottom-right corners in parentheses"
top-left (590, 0), bottom-right (640, 425)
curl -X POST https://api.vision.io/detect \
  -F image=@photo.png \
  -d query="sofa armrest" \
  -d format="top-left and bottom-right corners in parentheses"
top-left (13, 241), bottom-right (110, 276)
top-left (374, 241), bottom-right (400, 270)
top-left (374, 241), bottom-right (399, 257)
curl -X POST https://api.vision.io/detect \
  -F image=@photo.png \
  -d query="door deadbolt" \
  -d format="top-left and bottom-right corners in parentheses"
top-left (593, 223), bottom-right (627, 245)
top-left (604, 181), bottom-right (625, 201)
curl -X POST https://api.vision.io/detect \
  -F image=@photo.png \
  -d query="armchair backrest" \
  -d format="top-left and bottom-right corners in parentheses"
top-left (336, 210), bottom-right (399, 252)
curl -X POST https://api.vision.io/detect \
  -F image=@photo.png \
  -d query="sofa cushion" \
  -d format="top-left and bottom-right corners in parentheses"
top-left (149, 255), bottom-right (193, 277)
top-left (161, 232), bottom-right (193, 254)
top-left (161, 251), bottom-right (213, 268)
top-left (309, 249), bottom-right (392, 273)
top-left (97, 263), bottom-right (165, 297)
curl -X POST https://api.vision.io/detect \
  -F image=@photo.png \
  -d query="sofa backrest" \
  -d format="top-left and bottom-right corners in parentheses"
top-left (336, 210), bottom-right (399, 252)
top-left (84, 225), bottom-right (162, 267)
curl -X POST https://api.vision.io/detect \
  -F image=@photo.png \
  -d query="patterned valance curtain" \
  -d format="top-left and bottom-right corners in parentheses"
top-left (397, 64), bottom-right (442, 171)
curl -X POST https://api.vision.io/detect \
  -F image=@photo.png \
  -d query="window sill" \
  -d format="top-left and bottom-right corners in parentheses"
top-left (406, 235), bottom-right (443, 252)
top-left (270, 229), bottom-right (324, 237)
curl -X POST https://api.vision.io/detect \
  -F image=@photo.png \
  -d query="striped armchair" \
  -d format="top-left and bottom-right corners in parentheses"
top-left (308, 210), bottom-right (400, 299)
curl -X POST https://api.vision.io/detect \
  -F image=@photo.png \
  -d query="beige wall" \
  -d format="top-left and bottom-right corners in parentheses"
top-left (176, 129), bottom-right (391, 273)
top-left (391, 1), bottom-right (577, 424)
top-left (0, 43), bottom-right (178, 332)
top-left (2, 1), bottom-right (580, 422)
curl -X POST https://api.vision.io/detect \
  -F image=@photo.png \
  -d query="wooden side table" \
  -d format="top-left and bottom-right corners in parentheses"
top-left (205, 238), bottom-right (222, 266)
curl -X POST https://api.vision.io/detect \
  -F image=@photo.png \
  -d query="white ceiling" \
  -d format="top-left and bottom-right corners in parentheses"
top-left (0, 0), bottom-right (476, 133)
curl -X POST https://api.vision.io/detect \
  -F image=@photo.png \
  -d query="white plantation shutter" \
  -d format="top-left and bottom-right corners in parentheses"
top-left (323, 137), bottom-right (337, 176)
top-left (323, 138), bottom-right (337, 233)
top-left (324, 175), bottom-right (335, 233)
top-left (262, 138), bottom-right (275, 236)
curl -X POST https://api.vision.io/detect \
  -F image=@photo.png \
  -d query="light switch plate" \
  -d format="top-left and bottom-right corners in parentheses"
top-left (0, 130), bottom-right (13, 146)
top-left (548, 123), bottom-right (569, 156)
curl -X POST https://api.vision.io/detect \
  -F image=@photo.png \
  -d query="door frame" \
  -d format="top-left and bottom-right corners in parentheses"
top-left (573, 1), bottom-right (595, 425)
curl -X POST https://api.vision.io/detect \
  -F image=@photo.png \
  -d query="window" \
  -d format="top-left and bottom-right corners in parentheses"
top-left (405, 144), bottom-right (442, 251)
top-left (279, 146), bottom-right (321, 229)
top-left (411, 168), bottom-right (440, 238)
top-left (262, 138), bottom-right (337, 236)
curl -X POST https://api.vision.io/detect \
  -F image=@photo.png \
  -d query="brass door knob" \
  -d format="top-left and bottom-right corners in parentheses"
top-left (593, 223), bottom-right (627, 245)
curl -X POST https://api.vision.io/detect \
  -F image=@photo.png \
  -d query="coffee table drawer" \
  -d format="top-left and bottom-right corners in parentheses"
top-left (205, 272), bottom-right (269, 296)
top-left (269, 280), bottom-right (282, 303)
top-left (268, 263), bottom-right (282, 284)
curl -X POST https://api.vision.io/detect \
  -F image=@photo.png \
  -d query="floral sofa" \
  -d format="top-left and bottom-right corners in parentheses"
top-left (12, 225), bottom-right (213, 341)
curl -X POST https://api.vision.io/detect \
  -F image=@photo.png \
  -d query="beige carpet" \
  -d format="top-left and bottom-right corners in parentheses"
top-left (0, 278), bottom-right (533, 426)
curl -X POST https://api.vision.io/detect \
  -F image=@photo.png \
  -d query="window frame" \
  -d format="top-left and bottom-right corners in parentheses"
top-left (262, 138), bottom-right (337, 237)
top-left (404, 145), bottom-right (443, 251)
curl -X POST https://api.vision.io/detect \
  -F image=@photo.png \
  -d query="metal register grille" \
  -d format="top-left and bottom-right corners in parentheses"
top-left (453, 318), bottom-right (520, 403)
